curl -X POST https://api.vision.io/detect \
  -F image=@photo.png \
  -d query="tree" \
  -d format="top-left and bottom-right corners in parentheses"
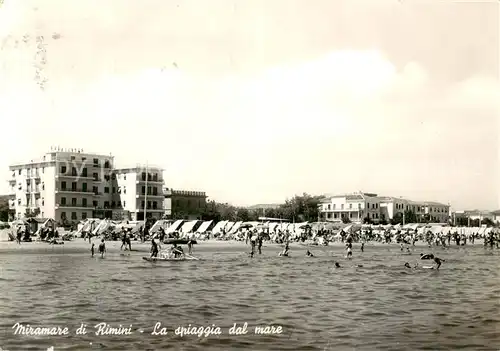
top-left (236, 208), bottom-right (251, 222)
top-left (0, 200), bottom-right (9, 222)
top-left (481, 218), bottom-right (494, 227)
top-left (341, 216), bottom-right (351, 224)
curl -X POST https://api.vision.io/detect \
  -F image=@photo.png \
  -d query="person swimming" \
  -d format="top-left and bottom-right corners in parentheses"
top-left (361, 242), bottom-right (364, 252)
top-left (306, 250), bottom-right (314, 257)
top-left (420, 253), bottom-right (435, 260)
top-left (404, 262), bottom-right (411, 269)
top-left (434, 257), bottom-right (445, 270)
top-left (334, 262), bottom-right (341, 268)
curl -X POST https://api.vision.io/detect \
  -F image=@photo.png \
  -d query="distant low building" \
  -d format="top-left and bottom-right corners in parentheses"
top-left (319, 191), bottom-right (450, 224)
top-left (163, 188), bottom-right (207, 220)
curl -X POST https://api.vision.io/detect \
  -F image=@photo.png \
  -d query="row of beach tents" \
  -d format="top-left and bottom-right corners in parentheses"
top-left (77, 219), bottom-right (497, 238)
top-left (1, 218), bottom-right (496, 242)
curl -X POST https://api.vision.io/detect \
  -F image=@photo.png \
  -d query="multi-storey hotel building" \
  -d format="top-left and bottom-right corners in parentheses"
top-left (320, 192), bottom-right (450, 224)
top-left (7, 149), bottom-right (166, 223)
top-left (114, 166), bottom-right (166, 221)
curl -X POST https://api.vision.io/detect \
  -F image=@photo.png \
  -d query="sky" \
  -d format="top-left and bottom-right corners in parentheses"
top-left (0, 0), bottom-right (498, 209)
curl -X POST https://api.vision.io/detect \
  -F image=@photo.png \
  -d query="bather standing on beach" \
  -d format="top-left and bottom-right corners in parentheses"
top-left (99, 239), bottom-right (106, 258)
top-left (257, 235), bottom-right (263, 254)
top-left (91, 243), bottom-right (95, 257)
top-left (150, 239), bottom-right (159, 258)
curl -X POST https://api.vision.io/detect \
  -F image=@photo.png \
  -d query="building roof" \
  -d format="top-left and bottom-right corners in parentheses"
top-left (247, 203), bottom-right (281, 209)
top-left (423, 201), bottom-right (449, 207)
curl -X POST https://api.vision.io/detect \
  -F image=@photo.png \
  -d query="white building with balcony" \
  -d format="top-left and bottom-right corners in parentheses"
top-left (320, 192), bottom-right (382, 223)
top-left (114, 166), bottom-right (165, 221)
top-left (320, 191), bottom-right (450, 224)
top-left (7, 149), bottom-right (166, 223)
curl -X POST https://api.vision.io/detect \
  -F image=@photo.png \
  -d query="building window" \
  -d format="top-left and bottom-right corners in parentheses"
top-left (104, 160), bottom-right (110, 168)
top-left (93, 172), bottom-right (98, 181)
top-left (61, 212), bottom-right (66, 219)
top-left (153, 201), bottom-right (157, 209)
top-left (112, 187), bottom-right (116, 194)
top-left (82, 199), bottom-right (87, 207)
top-left (61, 197), bottom-right (66, 205)
top-left (42, 167), bottom-right (44, 173)
top-left (82, 183), bottom-right (87, 192)
top-left (341, 204), bottom-right (344, 210)
top-left (82, 168), bottom-right (88, 177)
top-left (147, 186), bottom-right (151, 195)
top-left (42, 199), bottom-right (44, 206)
top-left (82, 157), bottom-right (86, 162)
top-left (82, 212), bottom-right (87, 219)
top-left (141, 186), bottom-right (145, 195)
top-left (349, 203), bottom-right (352, 209)
top-left (104, 187), bottom-right (109, 193)
top-left (123, 186), bottom-right (126, 194)
top-left (111, 201), bottom-right (116, 208)
top-left (71, 212), bottom-right (77, 220)
top-left (123, 201), bottom-right (126, 207)
top-left (71, 156), bottom-right (75, 161)
top-left (71, 198), bottom-right (77, 206)
top-left (147, 201), bottom-right (151, 209)
top-left (104, 201), bottom-right (110, 208)
top-left (93, 158), bottom-right (98, 166)
top-left (153, 187), bottom-right (157, 196)
top-left (334, 213), bottom-right (338, 219)
top-left (17, 199), bottom-right (21, 205)
top-left (93, 201), bottom-right (98, 207)
top-left (61, 181), bottom-right (66, 190)
top-left (333, 204), bottom-right (336, 210)
top-left (18, 169), bottom-right (21, 175)
top-left (124, 174), bottom-right (126, 180)
top-left (61, 166), bottom-right (67, 174)
top-left (141, 201), bottom-right (145, 208)
top-left (72, 182), bottom-right (77, 191)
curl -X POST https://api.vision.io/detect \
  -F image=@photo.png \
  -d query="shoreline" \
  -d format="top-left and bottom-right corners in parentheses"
top-left (0, 237), bottom-right (487, 252)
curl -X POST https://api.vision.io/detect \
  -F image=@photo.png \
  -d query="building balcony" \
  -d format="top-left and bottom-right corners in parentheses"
top-left (56, 174), bottom-right (95, 180)
top-left (93, 192), bottom-right (104, 196)
top-left (322, 208), bottom-right (363, 212)
top-left (137, 207), bottom-right (165, 212)
top-left (28, 174), bottom-right (41, 180)
top-left (136, 179), bottom-right (163, 184)
top-left (56, 188), bottom-right (94, 194)
top-left (55, 204), bottom-right (92, 209)
top-left (136, 194), bottom-right (164, 199)
top-left (94, 206), bottom-right (124, 210)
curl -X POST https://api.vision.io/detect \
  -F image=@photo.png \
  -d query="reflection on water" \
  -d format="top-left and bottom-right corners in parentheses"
top-left (0, 242), bottom-right (499, 350)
